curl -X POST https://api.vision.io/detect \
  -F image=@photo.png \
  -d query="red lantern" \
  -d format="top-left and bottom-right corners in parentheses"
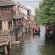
top-left (13, 6), bottom-right (16, 12)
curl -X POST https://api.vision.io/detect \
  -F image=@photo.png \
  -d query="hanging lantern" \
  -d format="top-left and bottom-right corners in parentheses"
top-left (13, 6), bottom-right (16, 12)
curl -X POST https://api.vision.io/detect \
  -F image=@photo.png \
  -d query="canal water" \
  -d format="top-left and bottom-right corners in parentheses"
top-left (9, 26), bottom-right (55, 55)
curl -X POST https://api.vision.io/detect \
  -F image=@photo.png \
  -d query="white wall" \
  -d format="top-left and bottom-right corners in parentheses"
top-left (25, 5), bottom-right (35, 16)
top-left (19, 7), bottom-right (27, 15)
top-left (19, 7), bottom-right (28, 20)
top-left (25, 5), bottom-right (36, 25)
top-left (25, 5), bottom-right (35, 21)
top-left (2, 21), bottom-right (8, 31)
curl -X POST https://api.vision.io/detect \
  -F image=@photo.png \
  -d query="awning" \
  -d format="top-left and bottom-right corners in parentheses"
top-left (32, 26), bottom-right (40, 29)
top-left (13, 13), bottom-right (24, 20)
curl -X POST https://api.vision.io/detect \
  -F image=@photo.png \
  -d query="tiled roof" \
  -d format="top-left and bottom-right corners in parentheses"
top-left (0, 1), bottom-right (15, 6)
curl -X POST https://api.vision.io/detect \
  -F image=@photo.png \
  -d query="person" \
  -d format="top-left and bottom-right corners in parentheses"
top-left (18, 23), bottom-right (23, 32)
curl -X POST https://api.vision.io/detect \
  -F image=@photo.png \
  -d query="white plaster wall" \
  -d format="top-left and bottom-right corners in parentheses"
top-left (25, 5), bottom-right (35, 16)
top-left (19, 7), bottom-right (28, 20)
top-left (16, 5), bottom-right (19, 15)
top-left (25, 5), bottom-right (36, 25)
top-left (19, 7), bottom-right (27, 15)
top-left (2, 21), bottom-right (8, 31)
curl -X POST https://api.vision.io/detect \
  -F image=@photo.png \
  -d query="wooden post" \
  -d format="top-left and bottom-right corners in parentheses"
top-left (4, 45), bottom-right (8, 55)
top-left (9, 42), bottom-right (11, 49)
top-left (7, 32), bottom-right (11, 50)
top-left (9, 33), bottom-right (11, 49)
top-left (15, 28), bottom-right (18, 41)
top-left (12, 21), bottom-right (14, 30)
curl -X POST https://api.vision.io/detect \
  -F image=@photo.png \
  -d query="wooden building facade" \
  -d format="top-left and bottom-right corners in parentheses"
top-left (0, 0), bottom-right (15, 32)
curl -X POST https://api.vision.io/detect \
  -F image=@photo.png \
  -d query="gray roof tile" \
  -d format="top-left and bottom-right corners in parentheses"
top-left (0, 1), bottom-right (15, 6)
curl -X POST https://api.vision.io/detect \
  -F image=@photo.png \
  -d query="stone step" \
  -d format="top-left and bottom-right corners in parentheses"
top-left (12, 41), bottom-right (20, 45)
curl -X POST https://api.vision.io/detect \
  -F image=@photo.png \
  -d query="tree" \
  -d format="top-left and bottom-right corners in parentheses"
top-left (36, 0), bottom-right (55, 26)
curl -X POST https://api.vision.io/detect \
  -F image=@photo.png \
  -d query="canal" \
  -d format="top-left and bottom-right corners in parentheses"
top-left (9, 26), bottom-right (55, 55)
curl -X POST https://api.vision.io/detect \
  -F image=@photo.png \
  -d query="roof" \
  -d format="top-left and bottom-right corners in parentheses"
top-left (0, 1), bottom-right (15, 6)
top-left (13, 13), bottom-right (24, 20)
top-left (17, 2), bottom-right (30, 10)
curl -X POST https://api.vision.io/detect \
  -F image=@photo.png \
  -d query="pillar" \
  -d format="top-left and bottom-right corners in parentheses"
top-left (12, 21), bottom-right (14, 30)
top-left (4, 45), bottom-right (8, 55)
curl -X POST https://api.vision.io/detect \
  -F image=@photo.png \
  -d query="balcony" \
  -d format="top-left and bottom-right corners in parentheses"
top-left (13, 13), bottom-right (24, 20)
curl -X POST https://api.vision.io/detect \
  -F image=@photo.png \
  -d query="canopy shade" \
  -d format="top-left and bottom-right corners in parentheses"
top-left (13, 13), bottom-right (24, 20)
top-left (32, 26), bottom-right (40, 29)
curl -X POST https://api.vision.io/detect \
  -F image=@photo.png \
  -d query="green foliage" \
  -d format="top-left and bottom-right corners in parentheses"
top-left (36, 0), bottom-right (55, 26)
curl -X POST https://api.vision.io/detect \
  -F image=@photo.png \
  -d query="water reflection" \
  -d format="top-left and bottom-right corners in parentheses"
top-left (9, 26), bottom-right (55, 55)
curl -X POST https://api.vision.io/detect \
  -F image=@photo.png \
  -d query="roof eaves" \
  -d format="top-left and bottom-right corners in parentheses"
top-left (0, 1), bottom-right (15, 6)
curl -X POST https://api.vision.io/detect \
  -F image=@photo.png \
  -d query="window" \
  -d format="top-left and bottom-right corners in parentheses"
top-left (27, 10), bottom-right (30, 16)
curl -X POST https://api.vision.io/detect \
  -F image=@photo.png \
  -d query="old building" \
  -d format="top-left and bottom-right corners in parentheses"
top-left (25, 5), bottom-right (36, 26)
top-left (0, 0), bottom-right (15, 32)
top-left (17, 3), bottom-right (31, 31)
top-left (12, 3), bottom-right (30, 32)
top-left (13, 5), bottom-right (24, 31)
top-left (10, 2), bottom-right (34, 32)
